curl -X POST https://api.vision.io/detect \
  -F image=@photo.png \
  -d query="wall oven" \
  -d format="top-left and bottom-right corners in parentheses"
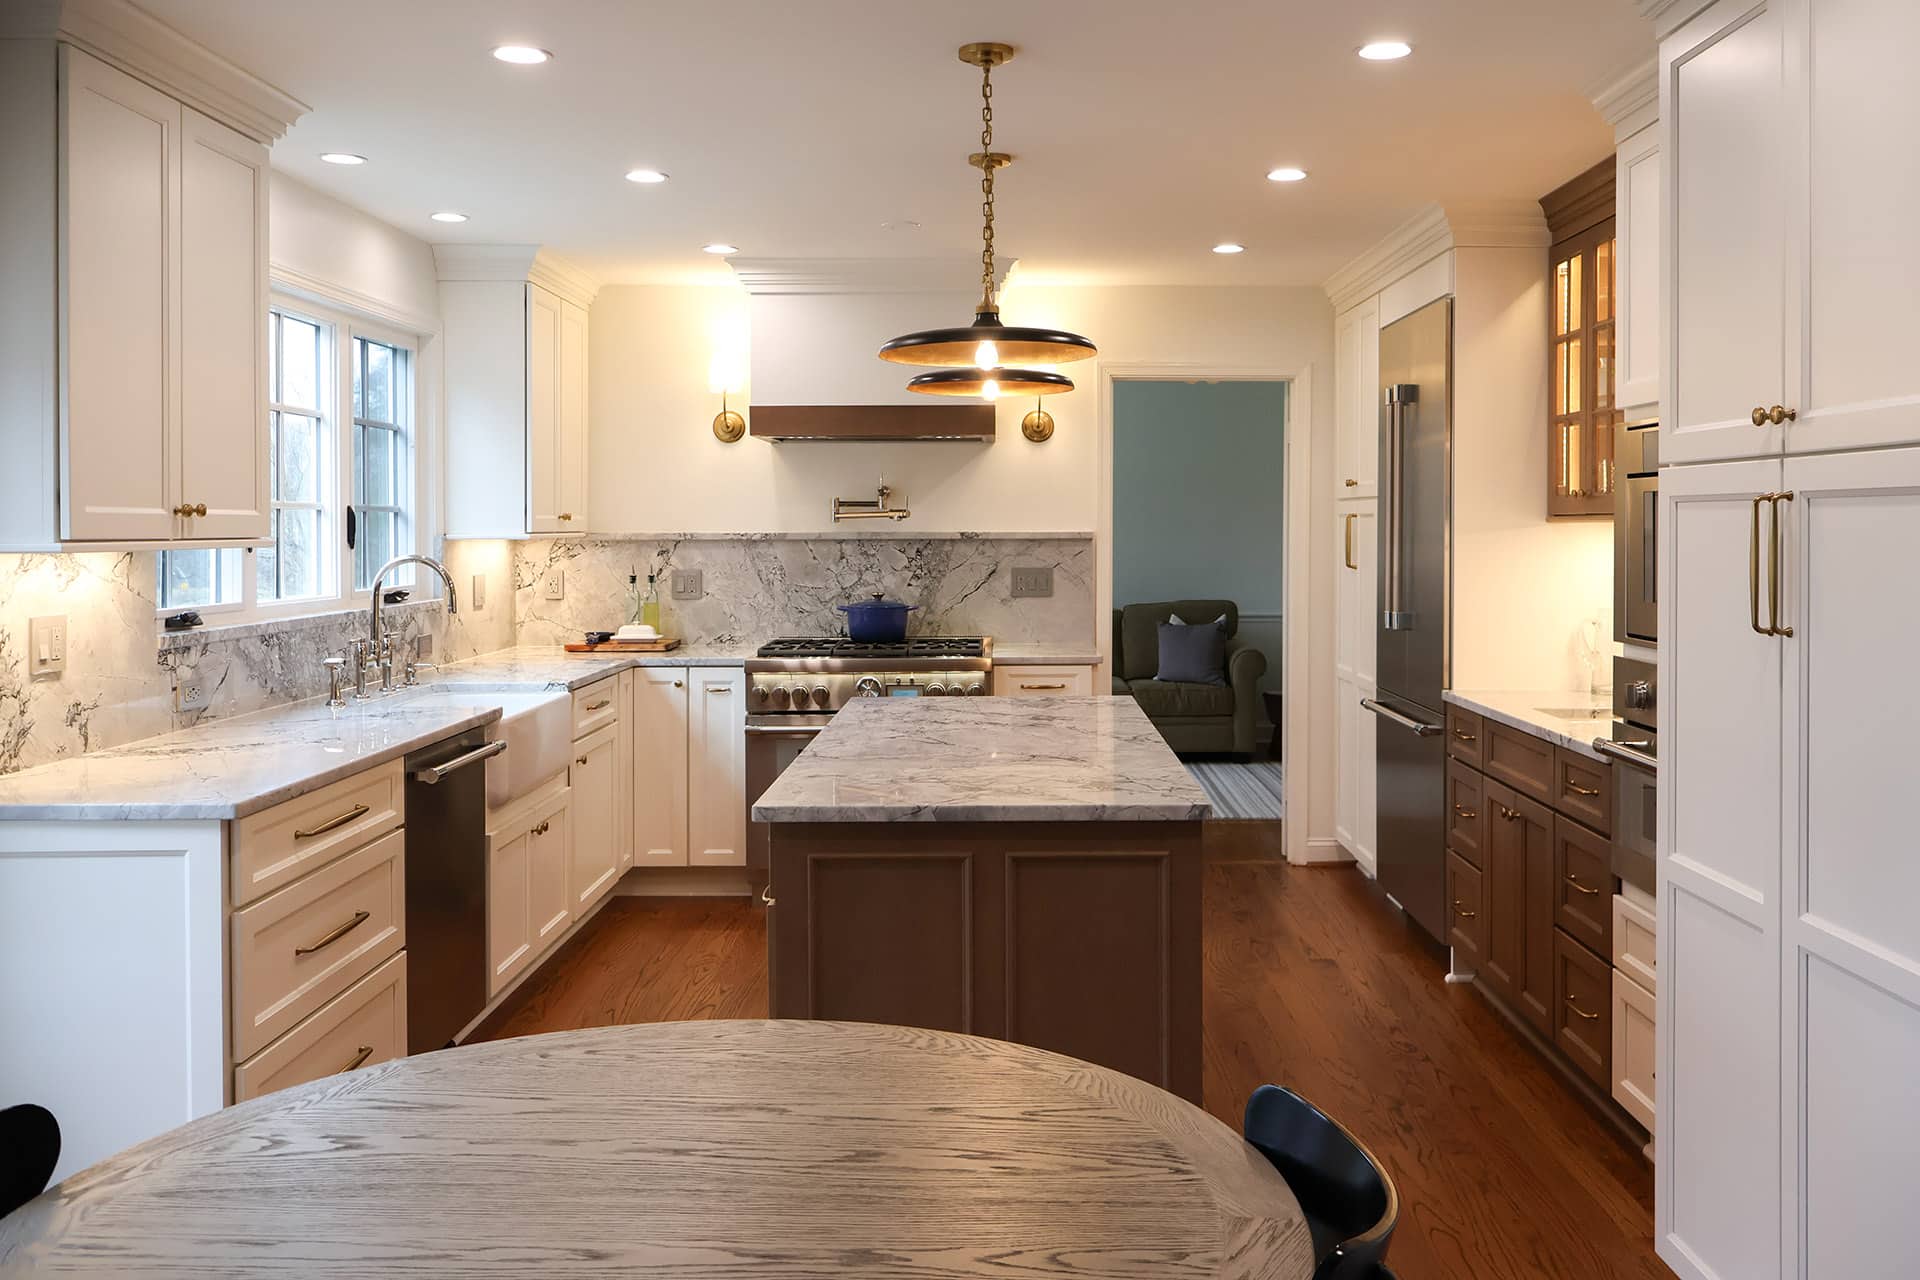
top-left (1593, 655), bottom-right (1657, 895)
top-left (1614, 417), bottom-right (1658, 646)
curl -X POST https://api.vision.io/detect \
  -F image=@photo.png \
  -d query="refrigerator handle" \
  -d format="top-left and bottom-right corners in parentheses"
top-left (1361, 696), bottom-right (1442, 736)
top-left (1382, 384), bottom-right (1417, 631)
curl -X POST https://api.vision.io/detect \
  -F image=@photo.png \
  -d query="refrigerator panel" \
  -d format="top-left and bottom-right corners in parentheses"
top-left (1376, 297), bottom-right (1451, 710)
top-left (1372, 691), bottom-right (1447, 939)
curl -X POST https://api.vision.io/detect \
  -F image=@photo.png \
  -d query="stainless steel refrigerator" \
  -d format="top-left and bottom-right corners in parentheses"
top-left (1363, 297), bottom-right (1451, 941)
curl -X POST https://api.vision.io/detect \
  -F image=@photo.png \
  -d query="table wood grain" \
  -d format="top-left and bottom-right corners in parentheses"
top-left (0, 1020), bottom-right (1312, 1278)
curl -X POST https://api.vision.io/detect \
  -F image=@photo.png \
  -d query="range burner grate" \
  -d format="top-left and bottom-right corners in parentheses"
top-left (756, 636), bottom-right (987, 660)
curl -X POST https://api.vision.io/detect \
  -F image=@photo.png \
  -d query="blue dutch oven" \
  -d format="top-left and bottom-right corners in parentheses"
top-left (836, 592), bottom-right (919, 642)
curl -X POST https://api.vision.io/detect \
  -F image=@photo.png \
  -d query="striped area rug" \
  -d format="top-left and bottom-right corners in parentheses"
top-left (1185, 760), bottom-right (1285, 820)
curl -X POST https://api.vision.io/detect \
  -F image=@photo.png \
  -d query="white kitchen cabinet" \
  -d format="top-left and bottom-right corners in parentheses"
top-left (1334, 296), bottom-right (1381, 498)
top-left (1333, 502), bottom-right (1377, 873)
top-left (0, 44), bottom-right (268, 550)
top-left (1610, 968), bottom-right (1656, 1132)
top-left (1614, 121), bottom-right (1661, 417)
top-left (528, 798), bottom-right (573, 953)
top-left (568, 724), bottom-right (620, 909)
top-left (1658, 445), bottom-right (1920, 1280)
top-left (486, 777), bottom-right (571, 997)
top-left (689, 668), bottom-right (747, 867)
top-left (632, 666), bottom-right (691, 866)
top-left (616, 670), bottom-right (635, 872)
top-left (993, 665), bottom-right (1095, 697)
top-left (438, 248), bottom-right (596, 539)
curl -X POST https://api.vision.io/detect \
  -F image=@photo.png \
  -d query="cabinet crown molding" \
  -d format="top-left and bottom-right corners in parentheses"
top-left (1323, 202), bottom-right (1547, 314)
top-left (2, 0), bottom-right (308, 142)
top-left (1589, 56), bottom-right (1659, 139)
top-left (728, 256), bottom-right (1013, 296)
top-left (432, 244), bottom-right (601, 308)
top-left (1636, 0), bottom-right (1717, 39)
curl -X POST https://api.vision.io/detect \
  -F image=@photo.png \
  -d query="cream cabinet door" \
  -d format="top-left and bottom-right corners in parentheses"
top-left (1334, 297), bottom-right (1381, 498)
top-left (632, 666), bottom-right (690, 866)
top-left (688, 668), bottom-right (746, 867)
top-left (1790, 0), bottom-right (1920, 455)
top-left (1614, 122), bottom-right (1661, 416)
top-left (528, 797), bottom-right (572, 952)
top-left (568, 726), bottom-right (620, 908)
top-left (1661, 0), bottom-right (1791, 465)
top-left (557, 298), bottom-right (589, 532)
top-left (1333, 676), bottom-right (1358, 855)
top-left (993, 665), bottom-right (1093, 697)
top-left (58, 47), bottom-right (177, 542)
top-left (525, 284), bottom-right (563, 533)
top-left (177, 106), bottom-right (268, 541)
top-left (1611, 969), bottom-right (1655, 1132)
top-left (487, 826), bottom-right (532, 997)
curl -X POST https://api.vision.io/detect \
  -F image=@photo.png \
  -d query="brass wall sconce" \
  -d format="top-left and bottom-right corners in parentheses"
top-left (712, 394), bottom-right (746, 443)
top-left (1022, 399), bottom-right (1054, 442)
top-left (709, 350), bottom-right (747, 442)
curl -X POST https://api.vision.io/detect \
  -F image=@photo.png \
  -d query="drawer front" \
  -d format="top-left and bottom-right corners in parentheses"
top-left (1445, 705), bottom-right (1484, 767)
top-left (1552, 816), bottom-right (1615, 958)
top-left (1484, 719), bottom-right (1553, 804)
top-left (1445, 850), bottom-right (1484, 968)
top-left (233, 951), bottom-right (406, 1103)
top-left (1553, 746), bottom-right (1612, 836)
top-left (231, 760), bottom-right (403, 907)
top-left (572, 676), bottom-right (621, 739)
top-left (1445, 758), bottom-right (1486, 868)
top-left (1553, 927), bottom-right (1613, 1090)
top-left (1611, 969), bottom-right (1656, 1131)
top-left (1613, 892), bottom-right (1658, 993)
top-left (994, 665), bottom-right (1094, 697)
top-left (231, 828), bottom-right (405, 1061)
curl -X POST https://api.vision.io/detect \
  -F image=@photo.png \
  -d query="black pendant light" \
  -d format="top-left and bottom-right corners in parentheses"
top-left (879, 42), bottom-right (1096, 397)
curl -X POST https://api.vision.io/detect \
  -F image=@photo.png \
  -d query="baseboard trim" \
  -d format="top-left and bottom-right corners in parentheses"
top-left (1295, 836), bottom-right (1354, 867)
top-left (616, 865), bottom-right (753, 897)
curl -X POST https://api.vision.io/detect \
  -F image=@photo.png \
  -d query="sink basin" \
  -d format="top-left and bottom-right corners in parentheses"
top-left (407, 689), bottom-right (572, 811)
top-left (1535, 706), bottom-right (1611, 720)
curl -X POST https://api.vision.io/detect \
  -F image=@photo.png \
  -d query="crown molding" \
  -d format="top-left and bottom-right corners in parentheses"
top-left (728, 256), bottom-right (1014, 296)
top-left (1637, 0), bottom-right (1715, 39)
top-left (1590, 55), bottom-right (1659, 141)
top-left (2, 0), bottom-right (307, 142)
top-left (431, 244), bottom-right (601, 308)
top-left (1322, 206), bottom-right (1452, 314)
top-left (271, 264), bottom-right (440, 338)
top-left (1445, 201), bottom-right (1553, 249)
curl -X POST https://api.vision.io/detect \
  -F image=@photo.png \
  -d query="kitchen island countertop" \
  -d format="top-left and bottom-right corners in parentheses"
top-left (753, 695), bottom-right (1209, 823)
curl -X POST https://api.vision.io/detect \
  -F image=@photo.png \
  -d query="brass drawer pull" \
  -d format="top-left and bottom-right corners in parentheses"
top-left (1020, 682), bottom-right (1068, 690)
top-left (532, 819), bottom-right (552, 837)
top-left (1496, 804), bottom-right (1521, 822)
top-left (583, 698), bottom-right (613, 712)
top-left (1565, 781), bottom-right (1601, 797)
top-left (1565, 874), bottom-right (1602, 896)
top-left (707, 686), bottom-right (731, 694)
top-left (1452, 804), bottom-right (1478, 820)
top-left (1343, 513), bottom-right (1358, 570)
top-left (1451, 728), bottom-right (1477, 743)
top-left (575, 755), bottom-right (590, 766)
top-left (294, 909), bottom-right (370, 957)
top-left (1565, 996), bottom-right (1600, 1021)
top-left (336, 1044), bottom-right (374, 1075)
top-left (1452, 901), bottom-right (1477, 919)
top-left (293, 803), bottom-right (371, 840)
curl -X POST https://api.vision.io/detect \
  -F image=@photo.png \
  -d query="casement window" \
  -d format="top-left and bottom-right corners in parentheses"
top-left (158, 299), bottom-right (418, 621)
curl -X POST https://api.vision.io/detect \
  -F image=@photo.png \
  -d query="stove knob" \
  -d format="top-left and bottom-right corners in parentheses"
top-left (854, 676), bottom-right (884, 698)
top-left (924, 681), bottom-right (946, 697)
top-left (963, 681), bottom-right (986, 696)
top-left (769, 685), bottom-right (791, 710)
top-left (753, 684), bottom-right (771, 706)
top-left (789, 685), bottom-right (810, 709)
top-left (812, 684), bottom-right (831, 708)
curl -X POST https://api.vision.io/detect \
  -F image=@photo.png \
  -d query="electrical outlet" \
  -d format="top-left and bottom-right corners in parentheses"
top-left (471, 573), bottom-right (487, 611)
top-left (671, 569), bottom-right (703, 601)
top-left (1010, 567), bottom-right (1054, 599)
top-left (177, 674), bottom-right (211, 713)
top-left (416, 634), bottom-right (434, 660)
top-left (543, 570), bottom-right (565, 601)
top-left (28, 615), bottom-right (66, 678)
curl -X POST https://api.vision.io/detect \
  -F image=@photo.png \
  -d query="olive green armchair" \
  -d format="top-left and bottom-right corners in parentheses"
top-left (1110, 600), bottom-right (1267, 756)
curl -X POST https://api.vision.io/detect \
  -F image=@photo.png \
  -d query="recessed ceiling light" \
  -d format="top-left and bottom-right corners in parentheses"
top-left (319, 152), bottom-right (366, 165)
top-left (430, 211), bottom-right (469, 223)
top-left (491, 44), bottom-right (552, 65)
top-left (1357, 41), bottom-right (1413, 60)
top-left (701, 243), bottom-right (739, 255)
top-left (1212, 242), bottom-right (1246, 255)
top-left (1267, 167), bottom-right (1309, 183)
top-left (625, 168), bottom-right (670, 185)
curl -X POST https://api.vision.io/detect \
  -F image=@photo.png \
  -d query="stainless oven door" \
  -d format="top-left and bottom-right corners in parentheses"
top-left (1621, 470), bottom-right (1658, 644)
top-left (745, 716), bottom-right (831, 900)
top-left (1595, 736), bottom-right (1657, 895)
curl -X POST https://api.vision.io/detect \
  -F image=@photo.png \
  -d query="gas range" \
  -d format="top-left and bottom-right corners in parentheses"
top-left (745, 636), bottom-right (993, 713)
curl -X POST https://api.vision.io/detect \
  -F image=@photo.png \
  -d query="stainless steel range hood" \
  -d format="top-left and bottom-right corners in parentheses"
top-left (733, 257), bottom-right (1010, 443)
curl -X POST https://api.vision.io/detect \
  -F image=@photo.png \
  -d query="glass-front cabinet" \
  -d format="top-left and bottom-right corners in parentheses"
top-left (1542, 158), bottom-right (1618, 517)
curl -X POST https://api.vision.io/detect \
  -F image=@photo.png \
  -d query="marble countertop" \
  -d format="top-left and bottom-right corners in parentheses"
top-left (990, 643), bottom-right (1104, 666)
top-left (1443, 689), bottom-right (1614, 762)
top-left (753, 696), bottom-right (1210, 823)
top-left (428, 644), bottom-right (748, 690)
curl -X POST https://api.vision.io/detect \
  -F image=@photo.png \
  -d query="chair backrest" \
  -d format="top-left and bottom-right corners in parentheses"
top-left (1243, 1085), bottom-right (1397, 1280)
top-left (1117, 600), bottom-right (1240, 681)
top-left (2, 1103), bottom-right (61, 1219)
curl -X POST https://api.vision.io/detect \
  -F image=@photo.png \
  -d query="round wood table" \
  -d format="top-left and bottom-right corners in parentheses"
top-left (1, 1021), bottom-right (1313, 1278)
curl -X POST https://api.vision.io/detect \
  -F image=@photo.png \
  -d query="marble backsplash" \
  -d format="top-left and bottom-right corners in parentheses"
top-left (0, 551), bottom-right (492, 776)
top-left (512, 535), bottom-right (1097, 649)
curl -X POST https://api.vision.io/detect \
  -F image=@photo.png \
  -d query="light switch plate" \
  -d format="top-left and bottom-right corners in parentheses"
top-left (671, 569), bottom-right (703, 600)
top-left (1010, 567), bottom-right (1053, 599)
top-left (543, 571), bottom-right (565, 601)
top-left (471, 573), bottom-right (487, 611)
top-left (28, 615), bottom-right (66, 678)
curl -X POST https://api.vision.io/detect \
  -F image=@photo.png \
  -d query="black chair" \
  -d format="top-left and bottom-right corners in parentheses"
top-left (1243, 1084), bottom-right (1398, 1280)
top-left (2, 1104), bottom-right (61, 1219)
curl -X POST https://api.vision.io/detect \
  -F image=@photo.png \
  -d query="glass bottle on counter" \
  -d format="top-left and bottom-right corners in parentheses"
top-left (641, 573), bottom-right (662, 633)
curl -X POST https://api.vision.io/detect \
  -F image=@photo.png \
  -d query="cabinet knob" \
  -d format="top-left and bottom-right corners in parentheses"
top-left (1344, 478), bottom-right (1359, 487)
top-left (193, 502), bottom-right (208, 517)
top-left (558, 512), bottom-right (574, 522)
top-left (1752, 405), bottom-right (1797, 427)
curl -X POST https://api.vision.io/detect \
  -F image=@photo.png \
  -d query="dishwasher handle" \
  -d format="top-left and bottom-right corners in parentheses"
top-left (1361, 697), bottom-right (1442, 737)
top-left (410, 739), bottom-right (507, 784)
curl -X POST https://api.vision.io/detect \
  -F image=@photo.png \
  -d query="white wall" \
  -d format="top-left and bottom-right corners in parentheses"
top-left (1451, 247), bottom-right (1614, 693)
top-left (269, 173), bottom-right (439, 327)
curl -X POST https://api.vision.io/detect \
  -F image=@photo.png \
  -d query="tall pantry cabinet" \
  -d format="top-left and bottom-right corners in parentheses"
top-left (1657, 1), bottom-right (1920, 1277)
top-left (1331, 296), bottom-right (1380, 873)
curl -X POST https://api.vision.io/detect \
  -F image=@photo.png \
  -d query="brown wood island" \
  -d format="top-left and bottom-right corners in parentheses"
top-left (751, 695), bottom-right (1212, 1100)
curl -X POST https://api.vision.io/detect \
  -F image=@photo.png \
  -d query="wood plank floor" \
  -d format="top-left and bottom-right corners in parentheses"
top-left (473, 822), bottom-right (1668, 1280)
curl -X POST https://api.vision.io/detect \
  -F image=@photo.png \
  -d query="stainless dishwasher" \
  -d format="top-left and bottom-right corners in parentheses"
top-left (403, 729), bottom-right (505, 1052)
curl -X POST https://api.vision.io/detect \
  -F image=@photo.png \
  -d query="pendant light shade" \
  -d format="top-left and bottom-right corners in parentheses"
top-left (878, 42), bottom-right (1097, 394)
top-left (906, 367), bottom-right (1074, 399)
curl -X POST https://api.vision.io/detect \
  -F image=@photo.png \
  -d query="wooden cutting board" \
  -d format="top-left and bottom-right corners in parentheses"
top-left (564, 638), bottom-right (680, 653)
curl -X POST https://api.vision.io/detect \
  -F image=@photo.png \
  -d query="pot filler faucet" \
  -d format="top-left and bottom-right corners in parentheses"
top-left (325, 555), bottom-right (459, 704)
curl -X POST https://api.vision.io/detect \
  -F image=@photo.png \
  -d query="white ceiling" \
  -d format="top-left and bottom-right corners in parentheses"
top-left (135, 0), bottom-right (1652, 287)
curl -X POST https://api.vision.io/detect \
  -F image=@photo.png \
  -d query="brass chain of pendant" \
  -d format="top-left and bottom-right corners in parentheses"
top-left (979, 59), bottom-right (995, 312)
